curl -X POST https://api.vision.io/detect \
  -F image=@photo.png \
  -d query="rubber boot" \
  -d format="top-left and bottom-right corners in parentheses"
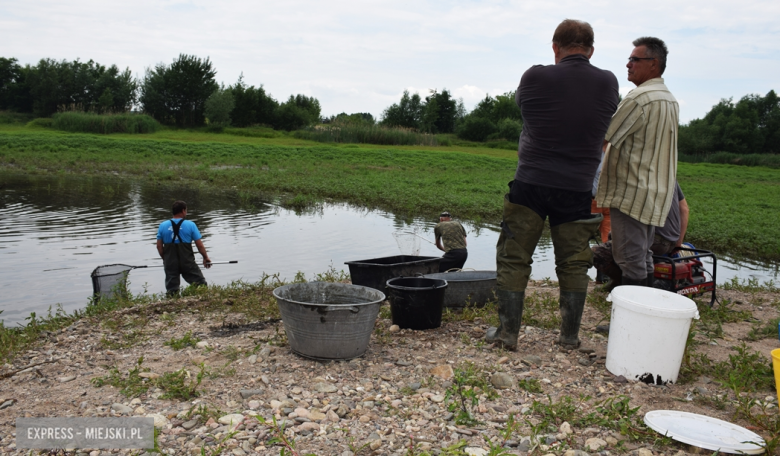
top-left (601, 262), bottom-right (623, 293)
top-left (549, 214), bottom-right (603, 292)
top-left (622, 277), bottom-right (645, 286)
top-left (485, 290), bottom-right (524, 351)
top-left (495, 195), bottom-right (545, 293)
top-left (558, 291), bottom-right (587, 349)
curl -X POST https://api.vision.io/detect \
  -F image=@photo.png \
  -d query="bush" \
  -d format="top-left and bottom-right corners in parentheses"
top-left (496, 118), bottom-right (522, 141)
top-left (26, 118), bottom-right (53, 128)
top-left (52, 112), bottom-right (161, 134)
top-left (0, 111), bottom-right (34, 124)
top-left (456, 116), bottom-right (497, 142)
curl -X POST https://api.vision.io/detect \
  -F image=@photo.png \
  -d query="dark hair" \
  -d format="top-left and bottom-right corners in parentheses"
top-left (172, 200), bottom-right (187, 215)
top-left (552, 19), bottom-right (594, 52)
top-left (633, 36), bottom-right (668, 74)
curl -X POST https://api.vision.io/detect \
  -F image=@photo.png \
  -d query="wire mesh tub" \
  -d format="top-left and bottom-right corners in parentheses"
top-left (345, 255), bottom-right (440, 292)
top-left (422, 270), bottom-right (497, 308)
top-left (91, 264), bottom-right (134, 302)
top-left (273, 281), bottom-right (386, 360)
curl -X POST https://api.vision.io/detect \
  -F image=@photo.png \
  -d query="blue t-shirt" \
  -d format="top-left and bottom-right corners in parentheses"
top-left (156, 219), bottom-right (202, 244)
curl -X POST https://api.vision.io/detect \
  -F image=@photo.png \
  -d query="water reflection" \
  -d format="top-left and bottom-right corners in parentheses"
top-left (1, 172), bottom-right (777, 326)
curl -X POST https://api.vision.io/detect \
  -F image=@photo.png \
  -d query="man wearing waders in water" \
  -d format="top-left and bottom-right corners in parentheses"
top-left (156, 201), bottom-right (211, 296)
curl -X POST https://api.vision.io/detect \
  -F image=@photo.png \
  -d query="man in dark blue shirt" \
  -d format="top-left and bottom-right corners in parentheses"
top-left (487, 19), bottom-right (619, 351)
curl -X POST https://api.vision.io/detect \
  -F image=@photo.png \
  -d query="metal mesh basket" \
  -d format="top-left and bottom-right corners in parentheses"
top-left (90, 264), bottom-right (133, 301)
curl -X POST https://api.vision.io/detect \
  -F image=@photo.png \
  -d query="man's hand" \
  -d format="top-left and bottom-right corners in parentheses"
top-left (195, 239), bottom-right (211, 268)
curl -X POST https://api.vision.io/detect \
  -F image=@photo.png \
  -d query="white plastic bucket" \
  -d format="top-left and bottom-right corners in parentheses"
top-left (605, 285), bottom-right (699, 385)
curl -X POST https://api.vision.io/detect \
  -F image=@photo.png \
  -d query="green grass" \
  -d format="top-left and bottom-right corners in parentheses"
top-left (1, 127), bottom-right (779, 260)
top-left (677, 163), bottom-right (780, 260)
top-left (164, 331), bottom-right (201, 350)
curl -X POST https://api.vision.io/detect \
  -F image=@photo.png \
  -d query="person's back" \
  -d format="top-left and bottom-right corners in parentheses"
top-left (488, 19), bottom-right (617, 352)
top-left (156, 200), bottom-right (211, 295)
top-left (516, 55), bottom-right (619, 191)
top-left (434, 212), bottom-right (468, 272)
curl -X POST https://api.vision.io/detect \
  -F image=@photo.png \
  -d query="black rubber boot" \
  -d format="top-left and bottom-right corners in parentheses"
top-left (601, 262), bottom-right (623, 292)
top-left (558, 291), bottom-right (587, 349)
top-left (622, 277), bottom-right (645, 286)
top-left (485, 289), bottom-right (524, 351)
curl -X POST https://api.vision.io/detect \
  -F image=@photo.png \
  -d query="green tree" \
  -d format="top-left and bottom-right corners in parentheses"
top-left (205, 87), bottom-right (235, 128)
top-left (679, 90), bottom-right (780, 155)
top-left (229, 74), bottom-right (279, 127)
top-left (0, 57), bottom-right (23, 110)
top-left (140, 54), bottom-right (218, 127)
top-left (329, 112), bottom-right (375, 124)
top-left (381, 90), bottom-right (423, 129)
top-left (422, 89), bottom-right (458, 133)
top-left (273, 94), bottom-right (321, 130)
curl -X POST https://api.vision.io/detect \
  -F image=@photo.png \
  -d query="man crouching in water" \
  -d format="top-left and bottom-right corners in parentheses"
top-left (486, 19), bottom-right (619, 350)
top-left (156, 200), bottom-right (212, 296)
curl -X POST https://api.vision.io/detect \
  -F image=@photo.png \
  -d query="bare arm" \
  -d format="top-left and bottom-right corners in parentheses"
top-left (677, 199), bottom-right (689, 247)
top-left (435, 237), bottom-right (445, 252)
top-left (194, 239), bottom-right (212, 268)
top-left (156, 239), bottom-right (164, 259)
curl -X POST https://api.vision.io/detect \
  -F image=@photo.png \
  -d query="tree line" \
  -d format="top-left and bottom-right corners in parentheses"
top-left (0, 54), bottom-right (320, 130)
top-left (1, 54), bottom-right (778, 152)
top-left (678, 91), bottom-right (780, 155)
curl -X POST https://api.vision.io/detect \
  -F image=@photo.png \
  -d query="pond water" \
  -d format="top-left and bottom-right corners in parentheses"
top-left (1, 172), bottom-right (778, 326)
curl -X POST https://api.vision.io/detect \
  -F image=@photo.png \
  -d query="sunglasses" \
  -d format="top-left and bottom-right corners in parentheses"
top-left (628, 57), bottom-right (655, 63)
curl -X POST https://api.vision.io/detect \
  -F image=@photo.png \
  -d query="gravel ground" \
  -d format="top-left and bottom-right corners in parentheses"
top-left (1, 281), bottom-right (778, 456)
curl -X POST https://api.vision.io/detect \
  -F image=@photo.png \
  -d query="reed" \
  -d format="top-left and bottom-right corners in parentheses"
top-left (52, 112), bottom-right (161, 134)
top-left (294, 123), bottom-right (438, 146)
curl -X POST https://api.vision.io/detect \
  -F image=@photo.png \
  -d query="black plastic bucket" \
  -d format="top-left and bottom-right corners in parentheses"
top-left (345, 255), bottom-right (441, 292)
top-left (386, 277), bottom-right (447, 330)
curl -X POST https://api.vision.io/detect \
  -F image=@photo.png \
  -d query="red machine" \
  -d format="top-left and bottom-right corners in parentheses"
top-left (652, 247), bottom-right (717, 306)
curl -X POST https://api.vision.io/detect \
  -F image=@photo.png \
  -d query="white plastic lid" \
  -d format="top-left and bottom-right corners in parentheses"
top-left (644, 410), bottom-right (765, 454)
top-left (608, 285), bottom-right (699, 319)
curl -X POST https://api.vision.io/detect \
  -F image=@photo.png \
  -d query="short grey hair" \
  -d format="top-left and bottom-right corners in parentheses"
top-left (633, 36), bottom-right (668, 75)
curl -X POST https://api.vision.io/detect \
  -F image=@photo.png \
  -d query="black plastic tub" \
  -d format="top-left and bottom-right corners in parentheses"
top-left (386, 277), bottom-right (447, 330)
top-left (422, 271), bottom-right (497, 308)
top-left (345, 255), bottom-right (440, 292)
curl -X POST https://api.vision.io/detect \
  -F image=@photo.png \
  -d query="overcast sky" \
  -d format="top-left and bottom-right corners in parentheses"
top-left (2, 0), bottom-right (778, 123)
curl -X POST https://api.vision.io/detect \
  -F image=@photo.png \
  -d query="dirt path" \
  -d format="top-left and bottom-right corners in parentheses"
top-left (0, 282), bottom-right (778, 456)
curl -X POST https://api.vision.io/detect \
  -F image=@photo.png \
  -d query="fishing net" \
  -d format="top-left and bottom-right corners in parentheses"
top-left (91, 264), bottom-right (133, 302)
top-left (392, 232), bottom-right (421, 256)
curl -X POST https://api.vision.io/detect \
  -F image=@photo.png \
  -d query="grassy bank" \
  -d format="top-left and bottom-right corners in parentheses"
top-left (0, 128), bottom-right (779, 260)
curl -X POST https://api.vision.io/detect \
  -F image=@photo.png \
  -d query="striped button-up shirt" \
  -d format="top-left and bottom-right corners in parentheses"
top-left (596, 78), bottom-right (678, 226)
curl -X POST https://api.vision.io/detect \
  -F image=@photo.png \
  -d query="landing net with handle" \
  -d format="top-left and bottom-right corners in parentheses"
top-left (90, 264), bottom-right (134, 301)
top-left (392, 232), bottom-right (421, 256)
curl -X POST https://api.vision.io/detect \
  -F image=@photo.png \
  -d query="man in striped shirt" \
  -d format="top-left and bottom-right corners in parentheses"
top-left (596, 37), bottom-right (678, 286)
